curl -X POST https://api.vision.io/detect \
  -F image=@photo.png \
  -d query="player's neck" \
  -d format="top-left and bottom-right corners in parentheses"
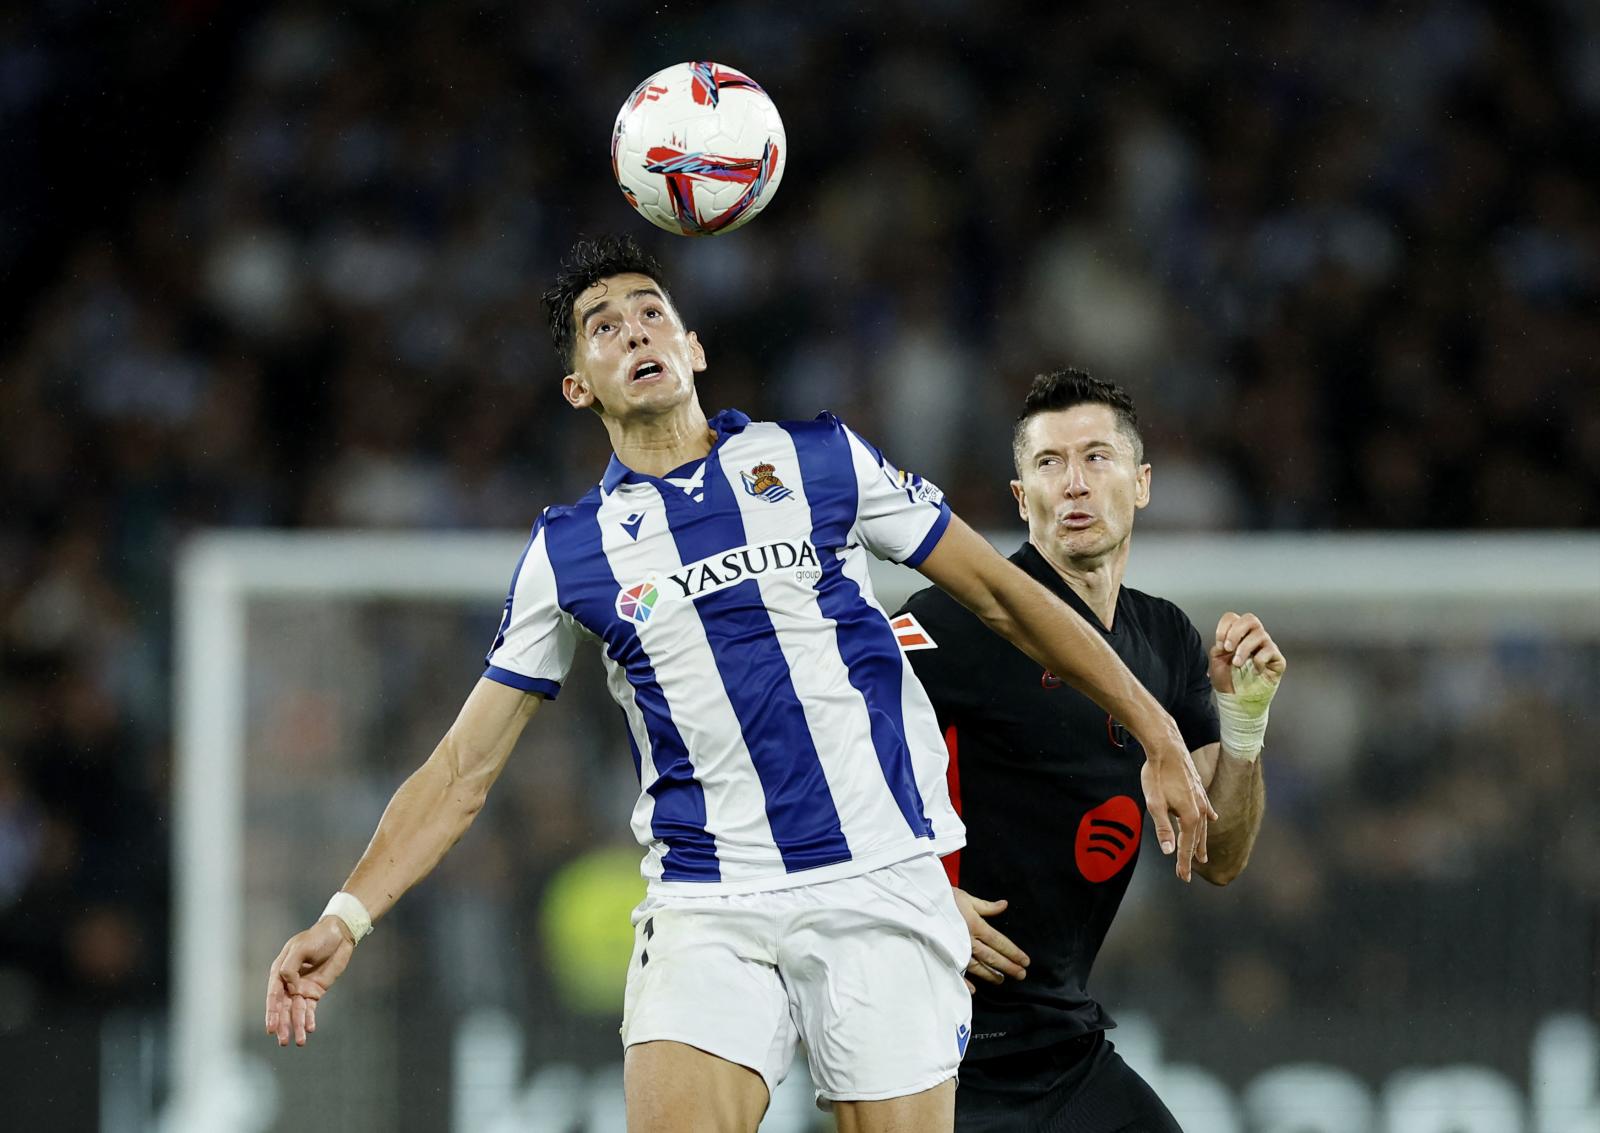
top-left (1034, 538), bottom-right (1128, 630)
top-left (603, 400), bottom-right (716, 478)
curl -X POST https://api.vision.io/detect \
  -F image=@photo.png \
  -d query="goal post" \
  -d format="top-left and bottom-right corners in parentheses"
top-left (165, 530), bottom-right (1600, 1133)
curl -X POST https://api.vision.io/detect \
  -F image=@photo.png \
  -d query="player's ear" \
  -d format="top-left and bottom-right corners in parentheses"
top-left (562, 373), bottom-right (594, 410)
top-left (1134, 463), bottom-right (1151, 510)
top-left (1010, 478), bottom-right (1027, 522)
top-left (687, 330), bottom-right (707, 373)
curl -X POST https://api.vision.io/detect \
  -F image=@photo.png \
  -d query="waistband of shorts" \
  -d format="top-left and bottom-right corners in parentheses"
top-left (643, 836), bottom-right (962, 898)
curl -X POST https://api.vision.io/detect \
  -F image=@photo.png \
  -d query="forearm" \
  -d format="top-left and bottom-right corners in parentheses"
top-left (981, 573), bottom-right (1183, 752)
top-left (333, 678), bottom-right (539, 924)
top-left (1195, 743), bottom-right (1265, 885)
top-left (337, 737), bottom-right (489, 923)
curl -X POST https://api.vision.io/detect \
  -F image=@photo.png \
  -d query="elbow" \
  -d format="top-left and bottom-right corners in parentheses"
top-left (457, 787), bottom-right (489, 821)
top-left (1198, 852), bottom-right (1249, 887)
top-left (436, 739), bottom-right (493, 822)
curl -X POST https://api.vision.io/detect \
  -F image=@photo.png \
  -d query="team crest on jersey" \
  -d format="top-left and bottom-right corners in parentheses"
top-left (740, 462), bottom-right (793, 502)
top-left (890, 613), bottom-right (937, 651)
top-left (616, 580), bottom-right (660, 624)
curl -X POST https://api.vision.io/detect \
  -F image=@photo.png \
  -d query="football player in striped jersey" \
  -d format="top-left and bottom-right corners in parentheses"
top-left (265, 239), bottom-right (1216, 1133)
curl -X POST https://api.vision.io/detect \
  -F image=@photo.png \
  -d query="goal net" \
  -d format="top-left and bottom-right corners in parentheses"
top-left (164, 531), bottom-right (1600, 1133)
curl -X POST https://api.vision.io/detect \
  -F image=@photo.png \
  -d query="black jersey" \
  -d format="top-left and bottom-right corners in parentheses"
top-left (896, 542), bottom-right (1219, 1061)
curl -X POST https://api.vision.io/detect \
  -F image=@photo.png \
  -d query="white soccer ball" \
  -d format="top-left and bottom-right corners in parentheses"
top-left (611, 61), bottom-right (786, 237)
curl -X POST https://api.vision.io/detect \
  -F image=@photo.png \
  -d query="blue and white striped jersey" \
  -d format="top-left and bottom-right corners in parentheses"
top-left (484, 409), bottom-right (965, 894)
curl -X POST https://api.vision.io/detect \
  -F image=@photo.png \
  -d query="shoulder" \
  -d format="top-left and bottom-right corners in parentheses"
top-left (897, 582), bottom-right (981, 640)
top-left (1121, 586), bottom-right (1205, 650)
top-left (763, 411), bottom-right (854, 446)
top-left (532, 489), bottom-right (603, 544)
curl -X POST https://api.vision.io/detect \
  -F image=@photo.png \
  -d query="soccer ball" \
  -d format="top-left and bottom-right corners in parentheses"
top-left (611, 61), bottom-right (786, 237)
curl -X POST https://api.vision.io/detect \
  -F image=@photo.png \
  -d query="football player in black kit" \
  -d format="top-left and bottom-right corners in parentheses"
top-left (897, 370), bottom-right (1286, 1132)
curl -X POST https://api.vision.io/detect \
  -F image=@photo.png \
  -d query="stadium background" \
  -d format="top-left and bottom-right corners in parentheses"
top-left (1, 1), bottom-right (1596, 1130)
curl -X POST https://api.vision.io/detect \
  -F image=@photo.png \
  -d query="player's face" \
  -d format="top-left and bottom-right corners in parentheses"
top-left (562, 272), bottom-right (706, 420)
top-left (1011, 405), bottom-right (1151, 565)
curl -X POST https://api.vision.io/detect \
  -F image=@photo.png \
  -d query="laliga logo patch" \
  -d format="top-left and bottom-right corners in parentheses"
top-left (616, 580), bottom-right (660, 624)
top-left (1074, 795), bottom-right (1142, 883)
top-left (740, 462), bottom-right (793, 502)
top-left (882, 465), bottom-right (944, 507)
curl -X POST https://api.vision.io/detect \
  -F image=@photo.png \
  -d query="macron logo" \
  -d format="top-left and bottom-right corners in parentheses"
top-left (621, 513), bottom-right (645, 540)
top-left (956, 1023), bottom-right (971, 1056)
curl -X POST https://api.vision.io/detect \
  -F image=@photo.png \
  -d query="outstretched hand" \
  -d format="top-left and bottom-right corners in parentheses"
top-left (952, 887), bottom-right (1030, 994)
top-left (265, 916), bottom-right (355, 1048)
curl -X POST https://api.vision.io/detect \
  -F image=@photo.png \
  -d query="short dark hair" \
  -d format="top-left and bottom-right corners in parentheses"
top-left (1012, 368), bottom-right (1144, 472)
top-left (542, 234), bottom-right (673, 369)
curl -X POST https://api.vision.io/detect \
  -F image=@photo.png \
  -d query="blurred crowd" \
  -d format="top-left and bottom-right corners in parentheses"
top-left (1, 0), bottom-right (1596, 1029)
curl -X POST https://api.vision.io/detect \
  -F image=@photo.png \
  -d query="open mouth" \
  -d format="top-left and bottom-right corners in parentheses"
top-left (630, 360), bottom-right (664, 382)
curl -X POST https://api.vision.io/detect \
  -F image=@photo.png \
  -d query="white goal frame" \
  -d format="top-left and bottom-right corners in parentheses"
top-left (165, 530), bottom-right (1600, 1132)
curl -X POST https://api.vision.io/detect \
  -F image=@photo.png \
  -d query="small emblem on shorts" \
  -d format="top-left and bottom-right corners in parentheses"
top-left (741, 462), bottom-right (793, 502)
top-left (956, 1023), bottom-right (971, 1056)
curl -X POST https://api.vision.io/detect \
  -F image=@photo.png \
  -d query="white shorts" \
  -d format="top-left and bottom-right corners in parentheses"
top-left (620, 853), bottom-right (973, 1104)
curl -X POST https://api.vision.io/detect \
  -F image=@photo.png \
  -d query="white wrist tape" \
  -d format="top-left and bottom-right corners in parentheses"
top-left (1214, 661), bottom-right (1277, 763)
top-left (321, 891), bottom-right (373, 944)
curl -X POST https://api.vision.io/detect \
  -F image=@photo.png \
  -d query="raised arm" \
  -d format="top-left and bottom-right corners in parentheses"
top-left (1192, 611), bottom-right (1282, 885)
top-left (916, 516), bottom-right (1216, 879)
top-left (265, 677), bottom-right (542, 1047)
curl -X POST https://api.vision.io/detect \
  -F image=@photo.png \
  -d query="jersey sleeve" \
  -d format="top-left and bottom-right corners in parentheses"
top-left (482, 516), bottom-right (577, 699)
top-left (1170, 610), bottom-right (1221, 751)
top-left (838, 419), bottom-right (952, 566)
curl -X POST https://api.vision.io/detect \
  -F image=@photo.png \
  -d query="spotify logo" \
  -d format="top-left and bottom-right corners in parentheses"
top-left (1074, 795), bottom-right (1142, 882)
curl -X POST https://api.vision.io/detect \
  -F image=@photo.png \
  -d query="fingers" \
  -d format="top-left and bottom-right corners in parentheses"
top-left (967, 958), bottom-right (1006, 986)
top-left (1214, 612), bottom-right (1245, 652)
top-left (1218, 613), bottom-right (1286, 676)
top-left (1228, 628), bottom-right (1271, 670)
top-left (957, 889), bottom-right (1030, 980)
top-left (965, 895), bottom-right (1009, 917)
top-left (1174, 812), bottom-right (1196, 882)
top-left (1148, 799), bottom-right (1176, 856)
top-left (1240, 635), bottom-right (1286, 677)
top-left (972, 936), bottom-right (1029, 981)
top-left (266, 941), bottom-right (295, 1045)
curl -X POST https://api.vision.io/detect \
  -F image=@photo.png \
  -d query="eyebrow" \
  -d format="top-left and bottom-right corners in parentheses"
top-left (1032, 437), bottom-right (1120, 458)
top-left (580, 287), bottom-right (666, 329)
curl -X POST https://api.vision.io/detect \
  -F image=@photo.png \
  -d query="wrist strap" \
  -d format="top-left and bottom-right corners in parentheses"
top-left (1214, 690), bottom-right (1268, 762)
top-left (322, 891), bottom-right (373, 944)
